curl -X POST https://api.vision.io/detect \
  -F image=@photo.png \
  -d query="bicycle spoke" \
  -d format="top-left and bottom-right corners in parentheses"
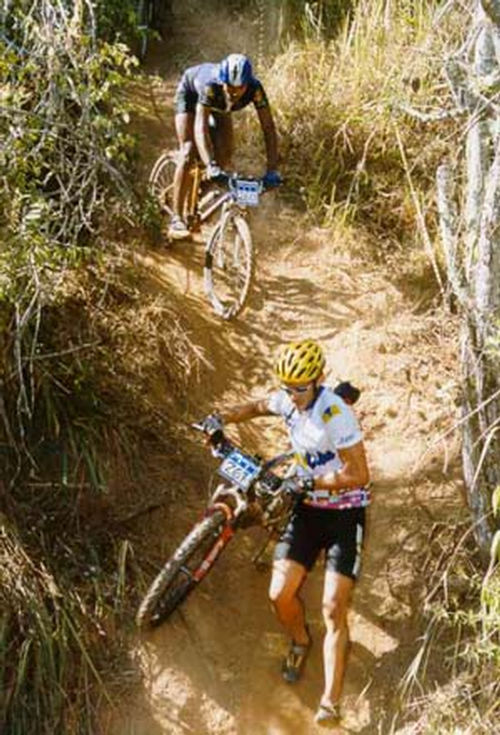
top-left (204, 214), bottom-right (253, 319)
top-left (215, 229), bottom-right (243, 298)
top-left (149, 153), bottom-right (177, 216)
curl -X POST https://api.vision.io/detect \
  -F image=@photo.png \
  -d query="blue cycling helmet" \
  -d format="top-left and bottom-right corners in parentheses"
top-left (219, 53), bottom-right (253, 86)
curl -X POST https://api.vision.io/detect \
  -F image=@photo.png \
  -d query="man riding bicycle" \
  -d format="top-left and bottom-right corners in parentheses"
top-left (169, 53), bottom-right (280, 239)
top-left (202, 339), bottom-right (370, 728)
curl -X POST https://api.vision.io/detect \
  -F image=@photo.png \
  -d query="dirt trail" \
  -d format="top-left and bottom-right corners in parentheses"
top-left (103, 5), bottom-right (463, 734)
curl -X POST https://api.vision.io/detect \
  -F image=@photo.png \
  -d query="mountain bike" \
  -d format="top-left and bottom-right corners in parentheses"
top-left (135, 423), bottom-right (295, 630)
top-left (149, 151), bottom-right (280, 319)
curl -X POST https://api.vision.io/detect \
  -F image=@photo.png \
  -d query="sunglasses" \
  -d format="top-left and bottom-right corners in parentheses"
top-left (281, 383), bottom-right (312, 395)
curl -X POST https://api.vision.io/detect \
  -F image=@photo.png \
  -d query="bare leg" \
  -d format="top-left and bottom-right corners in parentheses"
top-left (269, 558), bottom-right (310, 646)
top-left (320, 571), bottom-right (354, 707)
top-left (211, 114), bottom-right (234, 171)
top-left (172, 112), bottom-right (195, 218)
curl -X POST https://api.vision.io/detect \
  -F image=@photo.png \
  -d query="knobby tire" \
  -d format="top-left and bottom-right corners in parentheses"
top-left (149, 151), bottom-right (178, 216)
top-left (204, 213), bottom-right (254, 320)
top-left (136, 510), bottom-right (227, 630)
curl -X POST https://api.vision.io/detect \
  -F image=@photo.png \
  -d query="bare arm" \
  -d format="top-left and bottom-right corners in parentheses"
top-left (219, 398), bottom-right (273, 425)
top-left (194, 103), bottom-right (214, 166)
top-left (313, 441), bottom-right (370, 492)
top-left (256, 105), bottom-right (278, 170)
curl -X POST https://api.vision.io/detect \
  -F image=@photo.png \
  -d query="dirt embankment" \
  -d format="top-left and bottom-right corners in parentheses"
top-left (101, 4), bottom-right (464, 734)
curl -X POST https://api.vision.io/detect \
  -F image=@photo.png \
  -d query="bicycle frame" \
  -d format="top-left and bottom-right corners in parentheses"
top-left (199, 191), bottom-right (232, 223)
top-left (135, 427), bottom-right (296, 628)
top-left (187, 165), bottom-right (265, 226)
top-left (186, 442), bottom-right (295, 581)
top-left (209, 482), bottom-right (251, 520)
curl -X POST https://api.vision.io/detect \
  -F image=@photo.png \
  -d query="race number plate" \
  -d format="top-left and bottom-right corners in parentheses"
top-left (234, 179), bottom-right (260, 207)
top-left (218, 449), bottom-right (261, 490)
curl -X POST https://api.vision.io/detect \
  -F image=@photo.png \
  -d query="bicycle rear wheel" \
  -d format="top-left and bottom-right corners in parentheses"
top-left (204, 213), bottom-right (254, 320)
top-left (136, 510), bottom-right (227, 630)
top-left (149, 151), bottom-right (177, 216)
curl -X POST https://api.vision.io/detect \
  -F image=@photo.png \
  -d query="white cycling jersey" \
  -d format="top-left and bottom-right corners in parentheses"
top-left (267, 385), bottom-right (370, 510)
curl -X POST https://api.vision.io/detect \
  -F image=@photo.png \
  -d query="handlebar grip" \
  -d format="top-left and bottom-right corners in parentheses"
top-left (208, 428), bottom-right (225, 447)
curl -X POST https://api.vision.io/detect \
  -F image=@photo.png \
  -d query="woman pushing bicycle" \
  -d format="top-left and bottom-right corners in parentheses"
top-left (169, 53), bottom-right (281, 239)
top-left (202, 338), bottom-right (371, 729)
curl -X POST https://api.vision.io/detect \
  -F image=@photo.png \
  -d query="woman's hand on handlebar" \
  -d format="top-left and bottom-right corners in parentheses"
top-left (192, 413), bottom-right (225, 448)
top-left (199, 413), bottom-right (224, 435)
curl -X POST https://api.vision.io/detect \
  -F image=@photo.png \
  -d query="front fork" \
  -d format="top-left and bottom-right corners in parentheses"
top-left (190, 483), bottom-right (246, 583)
top-left (191, 521), bottom-right (235, 583)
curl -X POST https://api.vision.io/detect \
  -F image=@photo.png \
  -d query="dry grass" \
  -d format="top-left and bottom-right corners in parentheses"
top-left (0, 520), bottom-right (109, 733)
top-left (393, 519), bottom-right (500, 734)
top-left (0, 240), bottom-right (206, 732)
top-left (239, 0), bottom-right (463, 261)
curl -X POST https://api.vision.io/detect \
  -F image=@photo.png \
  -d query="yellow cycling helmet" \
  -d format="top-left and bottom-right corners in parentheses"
top-left (274, 339), bottom-right (326, 385)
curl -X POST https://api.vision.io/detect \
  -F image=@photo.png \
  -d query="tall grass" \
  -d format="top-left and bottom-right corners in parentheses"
top-left (0, 247), bottom-right (204, 732)
top-left (0, 1), bottom-right (203, 731)
top-left (394, 520), bottom-right (500, 733)
top-left (0, 522), bottom-right (116, 734)
top-left (248, 0), bottom-right (462, 252)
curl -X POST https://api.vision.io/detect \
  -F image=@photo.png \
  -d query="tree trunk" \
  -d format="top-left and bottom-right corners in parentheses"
top-left (445, 1), bottom-right (500, 559)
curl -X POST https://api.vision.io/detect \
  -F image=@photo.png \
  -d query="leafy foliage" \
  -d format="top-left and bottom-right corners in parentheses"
top-left (1, 2), bottom-right (137, 281)
top-left (0, 1), bottom-right (145, 730)
top-left (95, 0), bottom-right (142, 45)
top-left (0, 0), bottom-right (138, 461)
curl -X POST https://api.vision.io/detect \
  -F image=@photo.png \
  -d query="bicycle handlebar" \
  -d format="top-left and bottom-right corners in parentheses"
top-left (191, 421), bottom-right (229, 453)
top-left (190, 422), bottom-right (288, 493)
top-left (206, 171), bottom-right (282, 193)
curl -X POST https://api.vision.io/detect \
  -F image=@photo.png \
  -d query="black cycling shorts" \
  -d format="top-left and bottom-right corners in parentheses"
top-left (274, 504), bottom-right (365, 579)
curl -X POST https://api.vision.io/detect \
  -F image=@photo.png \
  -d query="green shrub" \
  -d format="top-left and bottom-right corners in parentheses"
top-left (0, 2), bottom-right (144, 730)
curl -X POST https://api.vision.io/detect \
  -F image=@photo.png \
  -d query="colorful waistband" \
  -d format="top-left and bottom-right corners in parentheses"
top-left (303, 487), bottom-right (371, 510)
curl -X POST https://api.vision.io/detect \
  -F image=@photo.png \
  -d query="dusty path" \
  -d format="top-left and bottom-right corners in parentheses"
top-left (103, 5), bottom-right (463, 734)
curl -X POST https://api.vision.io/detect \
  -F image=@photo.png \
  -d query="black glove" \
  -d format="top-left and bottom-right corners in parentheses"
top-left (334, 381), bottom-right (360, 405)
top-left (281, 476), bottom-right (315, 498)
top-left (262, 170), bottom-right (282, 189)
top-left (200, 413), bottom-right (224, 436)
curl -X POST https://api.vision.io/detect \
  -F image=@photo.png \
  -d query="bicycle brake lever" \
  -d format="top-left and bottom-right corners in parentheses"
top-left (191, 421), bottom-right (206, 432)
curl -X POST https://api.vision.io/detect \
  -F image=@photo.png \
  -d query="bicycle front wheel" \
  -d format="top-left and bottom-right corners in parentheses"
top-left (148, 151), bottom-right (177, 216)
top-left (204, 213), bottom-right (254, 320)
top-left (136, 510), bottom-right (227, 630)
